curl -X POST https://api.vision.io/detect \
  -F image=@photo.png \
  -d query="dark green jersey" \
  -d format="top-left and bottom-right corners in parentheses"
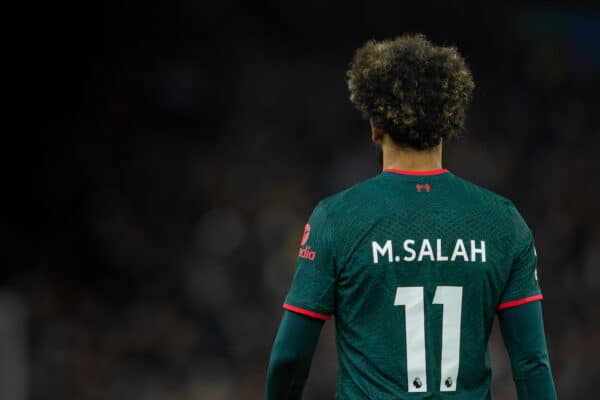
top-left (284, 169), bottom-right (543, 400)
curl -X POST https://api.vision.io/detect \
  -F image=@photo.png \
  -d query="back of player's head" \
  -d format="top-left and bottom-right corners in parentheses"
top-left (347, 34), bottom-right (475, 150)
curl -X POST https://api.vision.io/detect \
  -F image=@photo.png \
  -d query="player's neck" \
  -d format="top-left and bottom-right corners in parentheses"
top-left (381, 141), bottom-right (443, 172)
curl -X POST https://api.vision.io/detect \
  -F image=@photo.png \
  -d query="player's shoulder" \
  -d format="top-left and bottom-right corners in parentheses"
top-left (315, 174), bottom-right (383, 216)
top-left (449, 173), bottom-right (515, 210)
top-left (449, 173), bottom-right (529, 233)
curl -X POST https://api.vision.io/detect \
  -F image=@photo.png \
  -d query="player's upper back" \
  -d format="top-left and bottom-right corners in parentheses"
top-left (321, 169), bottom-right (530, 274)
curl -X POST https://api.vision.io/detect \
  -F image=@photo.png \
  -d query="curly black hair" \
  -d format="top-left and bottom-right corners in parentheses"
top-left (347, 34), bottom-right (475, 150)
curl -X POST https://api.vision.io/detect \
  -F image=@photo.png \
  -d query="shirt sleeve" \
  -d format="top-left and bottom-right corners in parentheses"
top-left (284, 202), bottom-right (336, 320)
top-left (498, 204), bottom-right (543, 311)
top-left (498, 301), bottom-right (557, 399)
top-left (265, 311), bottom-right (324, 400)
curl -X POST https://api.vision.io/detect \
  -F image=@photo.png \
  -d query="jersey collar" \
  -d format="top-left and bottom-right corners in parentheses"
top-left (383, 168), bottom-right (449, 176)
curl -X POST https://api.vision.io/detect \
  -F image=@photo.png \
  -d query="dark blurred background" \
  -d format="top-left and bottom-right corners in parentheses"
top-left (4, 1), bottom-right (600, 399)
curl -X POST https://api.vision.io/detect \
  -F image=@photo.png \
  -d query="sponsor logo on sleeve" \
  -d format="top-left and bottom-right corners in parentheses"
top-left (299, 223), bottom-right (316, 261)
top-left (301, 224), bottom-right (311, 245)
top-left (299, 246), bottom-right (316, 261)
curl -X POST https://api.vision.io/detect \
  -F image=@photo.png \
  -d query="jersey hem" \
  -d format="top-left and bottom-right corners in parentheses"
top-left (283, 303), bottom-right (332, 320)
top-left (497, 294), bottom-right (543, 310)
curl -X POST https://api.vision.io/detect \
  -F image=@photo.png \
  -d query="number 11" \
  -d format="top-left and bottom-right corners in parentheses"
top-left (394, 286), bottom-right (463, 393)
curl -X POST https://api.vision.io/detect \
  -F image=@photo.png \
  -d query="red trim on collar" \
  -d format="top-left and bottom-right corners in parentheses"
top-left (384, 169), bottom-right (449, 176)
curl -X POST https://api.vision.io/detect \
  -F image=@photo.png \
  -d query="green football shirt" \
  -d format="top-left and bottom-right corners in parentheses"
top-left (284, 169), bottom-right (543, 399)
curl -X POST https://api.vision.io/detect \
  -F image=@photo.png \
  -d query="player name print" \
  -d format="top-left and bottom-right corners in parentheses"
top-left (371, 239), bottom-right (486, 264)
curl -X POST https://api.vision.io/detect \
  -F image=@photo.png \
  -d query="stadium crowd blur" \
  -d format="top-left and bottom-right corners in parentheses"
top-left (5, 2), bottom-right (599, 399)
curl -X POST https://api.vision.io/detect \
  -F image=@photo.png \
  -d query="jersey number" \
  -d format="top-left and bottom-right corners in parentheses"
top-left (394, 286), bottom-right (463, 392)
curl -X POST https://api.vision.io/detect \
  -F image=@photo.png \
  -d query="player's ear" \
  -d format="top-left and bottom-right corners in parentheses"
top-left (370, 118), bottom-right (383, 144)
